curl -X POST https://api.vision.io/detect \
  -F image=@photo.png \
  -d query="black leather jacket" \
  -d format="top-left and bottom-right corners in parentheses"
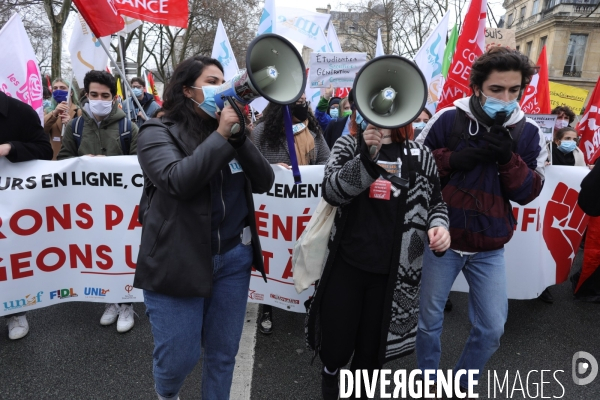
top-left (133, 118), bottom-right (274, 297)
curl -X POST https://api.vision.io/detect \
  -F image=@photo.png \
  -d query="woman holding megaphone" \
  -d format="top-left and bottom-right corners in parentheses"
top-left (133, 55), bottom-right (274, 400)
top-left (305, 112), bottom-right (450, 399)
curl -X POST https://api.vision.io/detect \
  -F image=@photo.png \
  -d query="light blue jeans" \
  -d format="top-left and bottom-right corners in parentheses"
top-left (416, 246), bottom-right (508, 389)
top-left (144, 242), bottom-right (253, 400)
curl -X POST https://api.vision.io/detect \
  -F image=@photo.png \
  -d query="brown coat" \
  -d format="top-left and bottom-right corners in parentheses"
top-left (44, 104), bottom-right (81, 160)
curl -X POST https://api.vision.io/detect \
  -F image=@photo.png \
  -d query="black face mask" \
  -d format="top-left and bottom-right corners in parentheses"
top-left (291, 102), bottom-right (308, 122)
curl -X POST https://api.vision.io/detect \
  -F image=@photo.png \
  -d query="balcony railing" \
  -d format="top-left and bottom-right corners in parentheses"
top-left (563, 69), bottom-right (583, 77)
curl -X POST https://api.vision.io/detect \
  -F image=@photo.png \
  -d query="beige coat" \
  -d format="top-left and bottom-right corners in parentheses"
top-left (44, 103), bottom-right (81, 160)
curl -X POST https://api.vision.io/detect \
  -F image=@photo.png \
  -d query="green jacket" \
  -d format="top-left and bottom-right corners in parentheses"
top-left (57, 102), bottom-right (139, 159)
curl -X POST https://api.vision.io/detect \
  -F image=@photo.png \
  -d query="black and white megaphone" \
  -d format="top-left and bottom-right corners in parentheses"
top-left (212, 33), bottom-right (307, 135)
top-left (353, 55), bottom-right (427, 132)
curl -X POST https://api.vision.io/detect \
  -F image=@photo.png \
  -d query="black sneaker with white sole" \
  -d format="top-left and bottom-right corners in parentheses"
top-left (259, 311), bottom-right (273, 335)
top-left (321, 368), bottom-right (339, 400)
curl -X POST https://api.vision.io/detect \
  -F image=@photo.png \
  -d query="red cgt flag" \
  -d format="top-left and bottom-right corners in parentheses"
top-left (576, 76), bottom-right (600, 165)
top-left (436, 0), bottom-right (487, 111)
top-left (73, 0), bottom-right (188, 38)
top-left (520, 46), bottom-right (551, 114)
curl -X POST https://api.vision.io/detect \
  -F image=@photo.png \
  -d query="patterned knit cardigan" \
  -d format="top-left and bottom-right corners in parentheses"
top-left (305, 134), bottom-right (449, 365)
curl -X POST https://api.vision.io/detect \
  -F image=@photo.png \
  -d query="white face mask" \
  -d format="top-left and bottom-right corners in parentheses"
top-left (89, 99), bottom-right (113, 117)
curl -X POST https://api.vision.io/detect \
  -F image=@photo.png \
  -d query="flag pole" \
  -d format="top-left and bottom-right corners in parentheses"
top-left (60, 76), bottom-right (74, 137)
top-left (97, 37), bottom-right (148, 120)
top-left (118, 36), bottom-right (132, 122)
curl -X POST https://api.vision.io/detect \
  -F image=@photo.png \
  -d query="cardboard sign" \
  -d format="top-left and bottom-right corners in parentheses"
top-left (485, 27), bottom-right (516, 51)
top-left (309, 52), bottom-right (367, 88)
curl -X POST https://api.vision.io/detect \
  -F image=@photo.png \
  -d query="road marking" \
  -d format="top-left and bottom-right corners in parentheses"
top-left (231, 302), bottom-right (259, 400)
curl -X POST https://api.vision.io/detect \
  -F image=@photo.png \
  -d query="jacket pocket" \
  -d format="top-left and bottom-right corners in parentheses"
top-left (149, 219), bottom-right (167, 258)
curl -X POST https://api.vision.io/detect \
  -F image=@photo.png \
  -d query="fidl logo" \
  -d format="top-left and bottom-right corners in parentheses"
top-left (3, 292), bottom-right (43, 311)
top-left (50, 288), bottom-right (78, 300)
top-left (84, 287), bottom-right (109, 297)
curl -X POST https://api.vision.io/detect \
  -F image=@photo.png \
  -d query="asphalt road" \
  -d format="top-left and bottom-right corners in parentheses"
top-left (1, 250), bottom-right (599, 399)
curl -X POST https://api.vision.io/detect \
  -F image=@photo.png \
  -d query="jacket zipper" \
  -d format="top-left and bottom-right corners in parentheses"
top-left (217, 171), bottom-right (226, 254)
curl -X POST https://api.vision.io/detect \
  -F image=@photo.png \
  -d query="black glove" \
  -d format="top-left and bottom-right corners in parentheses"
top-left (449, 146), bottom-right (495, 171)
top-left (483, 126), bottom-right (513, 165)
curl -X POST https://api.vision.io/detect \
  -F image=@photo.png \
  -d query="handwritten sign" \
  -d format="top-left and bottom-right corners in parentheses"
top-left (549, 81), bottom-right (589, 114)
top-left (309, 52), bottom-right (367, 88)
top-left (485, 27), bottom-right (517, 51)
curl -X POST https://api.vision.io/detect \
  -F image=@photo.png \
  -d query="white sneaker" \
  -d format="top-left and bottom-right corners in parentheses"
top-left (100, 303), bottom-right (120, 326)
top-left (8, 315), bottom-right (29, 340)
top-left (117, 304), bottom-right (135, 333)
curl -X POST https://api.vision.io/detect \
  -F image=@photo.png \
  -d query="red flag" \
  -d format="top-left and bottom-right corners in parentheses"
top-left (73, 0), bottom-right (188, 38)
top-left (520, 46), bottom-right (551, 114)
top-left (576, 76), bottom-right (600, 164)
top-left (46, 75), bottom-right (52, 91)
top-left (436, 0), bottom-right (487, 111)
top-left (335, 88), bottom-right (351, 98)
top-left (147, 71), bottom-right (162, 106)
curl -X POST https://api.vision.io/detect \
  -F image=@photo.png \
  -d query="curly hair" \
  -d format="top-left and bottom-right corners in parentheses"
top-left (84, 70), bottom-right (117, 96)
top-left (470, 47), bottom-right (536, 90)
top-left (552, 106), bottom-right (576, 123)
top-left (258, 102), bottom-right (323, 148)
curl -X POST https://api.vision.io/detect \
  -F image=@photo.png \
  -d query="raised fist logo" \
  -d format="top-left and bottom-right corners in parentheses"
top-left (543, 182), bottom-right (590, 283)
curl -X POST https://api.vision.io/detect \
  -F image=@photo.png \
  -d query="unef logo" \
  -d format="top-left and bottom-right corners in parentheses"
top-left (3, 292), bottom-right (43, 311)
top-left (50, 288), bottom-right (78, 300)
top-left (573, 351), bottom-right (598, 386)
top-left (122, 284), bottom-right (136, 300)
top-left (84, 287), bottom-right (110, 297)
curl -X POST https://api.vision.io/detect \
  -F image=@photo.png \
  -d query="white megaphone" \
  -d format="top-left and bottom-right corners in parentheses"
top-left (211, 34), bottom-right (307, 135)
top-left (353, 55), bottom-right (427, 133)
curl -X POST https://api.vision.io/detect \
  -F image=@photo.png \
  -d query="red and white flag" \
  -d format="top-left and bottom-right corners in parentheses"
top-left (520, 46), bottom-right (551, 114)
top-left (73, 0), bottom-right (188, 38)
top-left (436, 0), bottom-right (487, 111)
top-left (146, 70), bottom-right (162, 106)
top-left (576, 76), bottom-right (600, 165)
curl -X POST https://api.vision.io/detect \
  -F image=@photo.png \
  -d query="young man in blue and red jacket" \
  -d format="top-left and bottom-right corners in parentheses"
top-left (415, 47), bottom-right (547, 394)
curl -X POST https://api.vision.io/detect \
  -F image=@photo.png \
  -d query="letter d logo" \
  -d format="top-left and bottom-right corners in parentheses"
top-left (572, 351), bottom-right (598, 385)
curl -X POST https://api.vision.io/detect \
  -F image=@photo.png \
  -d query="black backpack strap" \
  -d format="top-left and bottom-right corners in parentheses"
top-left (71, 116), bottom-right (84, 149)
top-left (119, 117), bottom-right (133, 155)
top-left (508, 116), bottom-right (527, 152)
top-left (447, 108), bottom-right (469, 151)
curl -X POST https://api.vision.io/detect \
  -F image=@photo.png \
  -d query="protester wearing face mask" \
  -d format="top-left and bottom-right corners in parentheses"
top-left (412, 108), bottom-right (432, 140)
top-left (44, 78), bottom-right (82, 160)
top-left (551, 105), bottom-right (575, 134)
top-left (314, 84), bottom-right (341, 131)
top-left (548, 127), bottom-right (585, 167)
top-left (323, 91), bottom-right (356, 149)
top-left (133, 55), bottom-right (274, 400)
top-left (415, 47), bottom-right (546, 394)
top-left (43, 86), bottom-right (52, 114)
top-left (58, 70), bottom-right (140, 332)
top-left (124, 76), bottom-right (161, 128)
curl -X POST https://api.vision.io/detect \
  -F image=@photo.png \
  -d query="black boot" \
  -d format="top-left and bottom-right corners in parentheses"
top-left (259, 309), bottom-right (273, 334)
top-left (321, 368), bottom-right (339, 400)
top-left (538, 288), bottom-right (554, 304)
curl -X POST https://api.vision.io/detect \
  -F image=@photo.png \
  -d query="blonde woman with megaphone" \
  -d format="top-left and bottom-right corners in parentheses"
top-left (305, 113), bottom-right (450, 400)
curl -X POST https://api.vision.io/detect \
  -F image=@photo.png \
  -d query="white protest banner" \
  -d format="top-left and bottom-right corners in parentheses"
top-left (413, 11), bottom-right (450, 115)
top-left (118, 16), bottom-right (142, 36)
top-left (452, 165), bottom-right (591, 299)
top-left (304, 75), bottom-right (321, 112)
top-left (0, 14), bottom-right (44, 123)
top-left (258, 0), bottom-right (276, 35)
top-left (68, 13), bottom-right (111, 86)
top-left (526, 114), bottom-right (557, 142)
top-left (248, 166), bottom-right (323, 312)
top-left (309, 52), bottom-right (367, 88)
top-left (276, 7), bottom-right (331, 52)
top-left (211, 19), bottom-right (239, 81)
top-left (0, 159), bottom-right (590, 316)
top-left (484, 27), bottom-right (517, 51)
top-left (327, 22), bottom-right (343, 53)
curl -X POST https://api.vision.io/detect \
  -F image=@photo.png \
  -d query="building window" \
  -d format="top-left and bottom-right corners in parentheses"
top-left (532, 0), bottom-right (540, 15)
top-left (520, 6), bottom-right (527, 21)
top-left (507, 13), bottom-right (514, 27)
top-left (526, 41), bottom-right (533, 57)
top-left (564, 34), bottom-right (587, 77)
top-left (540, 36), bottom-right (547, 49)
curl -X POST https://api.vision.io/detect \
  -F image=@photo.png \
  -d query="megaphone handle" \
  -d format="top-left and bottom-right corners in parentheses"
top-left (223, 96), bottom-right (246, 139)
top-left (369, 145), bottom-right (377, 158)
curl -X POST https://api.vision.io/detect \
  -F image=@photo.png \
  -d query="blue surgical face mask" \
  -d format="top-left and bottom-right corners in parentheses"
top-left (52, 89), bottom-right (68, 104)
top-left (329, 108), bottom-right (339, 118)
top-left (558, 140), bottom-right (577, 154)
top-left (355, 111), bottom-right (368, 130)
top-left (480, 92), bottom-right (518, 119)
top-left (413, 121), bottom-right (426, 130)
top-left (190, 86), bottom-right (219, 118)
top-left (132, 87), bottom-right (143, 98)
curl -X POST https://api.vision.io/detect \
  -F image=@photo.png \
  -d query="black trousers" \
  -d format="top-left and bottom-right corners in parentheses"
top-left (319, 255), bottom-right (389, 372)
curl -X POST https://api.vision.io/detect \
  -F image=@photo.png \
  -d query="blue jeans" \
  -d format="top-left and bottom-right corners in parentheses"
top-left (144, 242), bottom-right (253, 400)
top-left (416, 246), bottom-right (508, 388)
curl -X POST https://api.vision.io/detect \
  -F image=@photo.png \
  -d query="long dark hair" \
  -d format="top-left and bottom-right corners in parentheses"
top-left (162, 55), bottom-right (223, 147)
top-left (258, 102), bottom-right (323, 148)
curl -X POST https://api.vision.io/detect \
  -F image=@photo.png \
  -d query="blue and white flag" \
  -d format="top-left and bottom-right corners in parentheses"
top-left (327, 22), bottom-right (343, 53)
top-left (413, 11), bottom-right (450, 114)
top-left (276, 7), bottom-right (331, 52)
top-left (258, 0), bottom-right (276, 35)
top-left (211, 19), bottom-right (239, 81)
top-left (375, 28), bottom-right (384, 57)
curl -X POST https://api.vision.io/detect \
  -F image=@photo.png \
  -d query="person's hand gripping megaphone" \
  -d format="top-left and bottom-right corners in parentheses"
top-left (363, 124), bottom-right (388, 159)
top-left (215, 100), bottom-right (246, 140)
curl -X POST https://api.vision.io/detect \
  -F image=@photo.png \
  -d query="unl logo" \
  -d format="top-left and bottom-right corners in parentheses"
top-left (125, 285), bottom-right (134, 294)
top-left (542, 182), bottom-right (590, 282)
